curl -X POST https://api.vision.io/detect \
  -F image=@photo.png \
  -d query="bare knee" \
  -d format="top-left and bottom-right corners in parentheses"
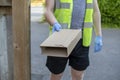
top-left (50, 73), bottom-right (63, 80)
top-left (71, 67), bottom-right (84, 80)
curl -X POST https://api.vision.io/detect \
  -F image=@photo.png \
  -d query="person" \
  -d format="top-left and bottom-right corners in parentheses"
top-left (44, 0), bottom-right (103, 80)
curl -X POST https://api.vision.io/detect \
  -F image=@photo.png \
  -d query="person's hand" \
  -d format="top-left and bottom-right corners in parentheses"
top-left (94, 36), bottom-right (103, 52)
top-left (52, 22), bottom-right (62, 33)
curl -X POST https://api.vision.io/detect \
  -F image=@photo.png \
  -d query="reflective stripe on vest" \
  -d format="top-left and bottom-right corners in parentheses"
top-left (51, 0), bottom-right (93, 47)
top-left (55, 0), bottom-right (70, 9)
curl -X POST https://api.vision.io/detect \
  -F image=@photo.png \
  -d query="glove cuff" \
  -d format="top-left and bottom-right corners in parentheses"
top-left (53, 22), bottom-right (59, 26)
top-left (96, 36), bottom-right (102, 40)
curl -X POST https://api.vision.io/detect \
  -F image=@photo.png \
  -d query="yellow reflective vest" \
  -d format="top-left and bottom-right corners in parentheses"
top-left (52, 0), bottom-right (93, 47)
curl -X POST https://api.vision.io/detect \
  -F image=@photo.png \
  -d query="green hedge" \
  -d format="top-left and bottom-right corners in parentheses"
top-left (98, 0), bottom-right (120, 28)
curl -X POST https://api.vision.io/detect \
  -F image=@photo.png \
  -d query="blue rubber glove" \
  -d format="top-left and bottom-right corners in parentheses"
top-left (52, 22), bottom-right (62, 33)
top-left (94, 36), bottom-right (103, 52)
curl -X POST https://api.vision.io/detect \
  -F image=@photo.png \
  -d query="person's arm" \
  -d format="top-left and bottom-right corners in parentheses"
top-left (45, 0), bottom-right (57, 25)
top-left (93, 0), bottom-right (103, 52)
top-left (45, 0), bottom-right (61, 32)
top-left (93, 0), bottom-right (102, 37)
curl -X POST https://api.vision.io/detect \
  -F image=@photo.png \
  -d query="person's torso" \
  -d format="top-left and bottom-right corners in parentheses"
top-left (53, 0), bottom-right (94, 47)
top-left (71, 0), bottom-right (86, 29)
top-left (54, 0), bottom-right (86, 29)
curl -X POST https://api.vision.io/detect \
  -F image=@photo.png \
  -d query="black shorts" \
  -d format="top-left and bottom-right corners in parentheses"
top-left (46, 39), bottom-right (90, 74)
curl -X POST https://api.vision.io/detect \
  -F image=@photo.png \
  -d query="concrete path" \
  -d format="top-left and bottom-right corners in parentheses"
top-left (31, 6), bottom-right (120, 80)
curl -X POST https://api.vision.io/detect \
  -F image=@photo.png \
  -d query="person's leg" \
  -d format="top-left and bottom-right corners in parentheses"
top-left (50, 73), bottom-right (63, 80)
top-left (69, 39), bottom-right (90, 80)
top-left (46, 56), bottom-right (68, 80)
top-left (71, 67), bottom-right (84, 80)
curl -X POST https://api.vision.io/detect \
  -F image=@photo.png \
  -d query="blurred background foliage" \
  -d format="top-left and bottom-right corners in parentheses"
top-left (31, 0), bottom-right (120, 28)
top-left (98, 0), bottom-right (120, 28)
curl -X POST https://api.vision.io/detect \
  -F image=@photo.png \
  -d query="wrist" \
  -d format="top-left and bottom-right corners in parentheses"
top-left (95, 35), bottom-right (102, 40)
top-left (96, 32), bottom-right (102, 37)
top-left (96, 36), bottom-right (102, 38)
top-left (53, 22), bottom-right (59, 26)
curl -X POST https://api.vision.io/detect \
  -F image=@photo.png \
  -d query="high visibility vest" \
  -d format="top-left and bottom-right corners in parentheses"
top-left (52, 0), bottom-right (93, 47)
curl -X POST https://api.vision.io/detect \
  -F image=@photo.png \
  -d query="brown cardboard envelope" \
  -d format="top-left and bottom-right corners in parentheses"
top-left (40, 29), bottom-right (81, 57)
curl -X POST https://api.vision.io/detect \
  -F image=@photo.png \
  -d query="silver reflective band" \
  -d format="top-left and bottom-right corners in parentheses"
top-left (87, 3), bottom-right (93, 9)
top-left (55, 0), bottom-right (60, 9)
top-left (60, 23), bottom-right (68, 29)
top-left (84, 22), bottom-right (93, 28)
top-left (61, 3), bottom-right (70, 9)
top-left (56, 1), bottom-right (70, 9)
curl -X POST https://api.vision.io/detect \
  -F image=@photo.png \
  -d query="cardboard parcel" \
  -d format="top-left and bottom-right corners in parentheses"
top-left (40, 29), bottom-right (81, 57)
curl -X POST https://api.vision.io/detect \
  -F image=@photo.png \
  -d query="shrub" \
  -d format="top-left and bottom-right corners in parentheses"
top-left (98, 0), bottom-right (120, 27)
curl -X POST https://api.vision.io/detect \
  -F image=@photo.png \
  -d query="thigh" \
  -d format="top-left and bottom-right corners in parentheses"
top-left (69, 39), bottom-right (90, 71)
top-left (46, 56), bottom-right (68, 74)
